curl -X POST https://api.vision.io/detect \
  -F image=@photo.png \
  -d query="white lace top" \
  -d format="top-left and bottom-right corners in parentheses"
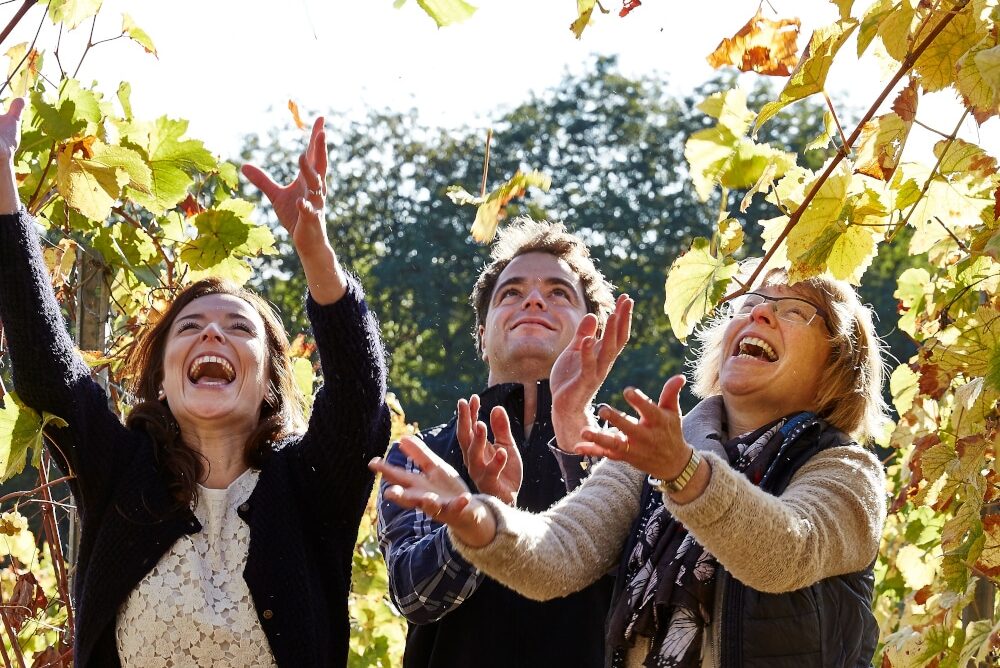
top-left (115, 469), bottom-right (277, 667)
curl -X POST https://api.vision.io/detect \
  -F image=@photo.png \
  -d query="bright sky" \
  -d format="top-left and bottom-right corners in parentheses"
top-left (13, 0), bottom-right (1000, 161)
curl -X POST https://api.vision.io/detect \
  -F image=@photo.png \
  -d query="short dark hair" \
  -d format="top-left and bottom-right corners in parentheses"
top-left (470, 217), bottom-right (614, 353)
top-left (123, 277), bottom-right (306, 507)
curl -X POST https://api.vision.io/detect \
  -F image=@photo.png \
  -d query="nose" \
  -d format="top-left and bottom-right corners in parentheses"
top-left (749, 301), bottom-right (777, 326)
top-left (521, 286), bottom-right (547, 310)
top-left (200, 322), bottom-right (226, 342)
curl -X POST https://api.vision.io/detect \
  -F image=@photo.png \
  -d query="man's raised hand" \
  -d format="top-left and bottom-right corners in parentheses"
top-left (456, 396), bottom-right (522, 505)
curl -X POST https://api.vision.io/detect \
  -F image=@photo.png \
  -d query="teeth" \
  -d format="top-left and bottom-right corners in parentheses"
top-left (188, 355), bottom-right (236, 383)
top-left (737, 336), bottom-right (777, 362)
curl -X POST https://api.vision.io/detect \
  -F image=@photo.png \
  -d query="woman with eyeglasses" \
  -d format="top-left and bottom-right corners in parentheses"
top-left (372, 267), bottom-right (888, 668)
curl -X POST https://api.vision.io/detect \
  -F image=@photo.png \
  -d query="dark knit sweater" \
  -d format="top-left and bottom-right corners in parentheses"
top-left (0, 211), bottom-right (391, 667)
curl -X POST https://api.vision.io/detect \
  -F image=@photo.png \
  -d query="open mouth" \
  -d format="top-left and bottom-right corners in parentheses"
top-left (512, 319), bottom-right (554, 331)
top-left (188, 355), bottom-right (237, 385)
top-left (734, 336), bottom-right (778, 362)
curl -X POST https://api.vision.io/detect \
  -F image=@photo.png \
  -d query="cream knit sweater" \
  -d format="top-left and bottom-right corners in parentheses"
top-left (451, 397), bottom-right (886, 668)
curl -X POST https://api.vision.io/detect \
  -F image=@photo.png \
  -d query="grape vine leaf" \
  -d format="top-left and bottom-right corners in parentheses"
top-left (854, 81), bottom-right (916, 181)
top-left (957, 40), bottom-right (1000, 123)
top-left (6, 43), bottom-right (43, 98)
top-left (706, 10), bottom-right (801, 76)
top-left (122, 13), bottom-right (158, 57)
top-left (912, 3), bottom-right (980, 93)
top-left (47, 0), bottom-right (103, 31)
top-left (663, 237), bottom-right (738, 341)
top-left (447, 169), bottom-right (551, 243)
top-left (180, 198), bottom-right (276, 284)
top-left (754, 17), bottom-right (859, 133)
top-left (120, 116), bottom-right (217, 215)
top-left (0, 394), bottom-right (66, 482)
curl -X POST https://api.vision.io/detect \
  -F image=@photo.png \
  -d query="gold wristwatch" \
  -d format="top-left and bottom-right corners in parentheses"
top-left (648, 449), bottom-right (702, 495)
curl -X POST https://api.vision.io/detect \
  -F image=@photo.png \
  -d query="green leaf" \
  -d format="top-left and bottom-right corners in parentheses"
top-left (121, 116), bottom-right (217, 214)
top-left (755, 18), bottom-right (859, 133)
top-left (180, 199), bottom-right (276, 282)
top-left (122, 13), bottom-right (157, 57)
top-left (291, 357), bottom-right (315, 404)
top-left (803, 109), bottom-right (835, 152)
top-left (890, 362), bottom-right (920, 415)
top-left (56, 139), bottom-right (130, 222)
top-left (117, 81), bottom-right (134, 120)
top-left (48, 0), bottom-right (103, 31)
top-left (412, 0), bottom-right (476, 27)
top-left (663, 237), bottom-right (738, 342)
top-left (0, 395), bottom-right (65, 482)
top-left (447, 170), bottom-right (551, 243)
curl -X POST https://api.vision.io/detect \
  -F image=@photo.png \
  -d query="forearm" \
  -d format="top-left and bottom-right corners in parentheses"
top-left (301, 245), bottom-right (347, 305)
top-left (662, 447), bottom-right (885, 593)
top-left (1, 157), bottom-right (18, 214)
top-left (451, 458), bottom-right (644, 600)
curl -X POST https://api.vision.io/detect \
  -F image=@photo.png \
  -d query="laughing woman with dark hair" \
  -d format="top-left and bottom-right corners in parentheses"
top-left (373, 265), bottom-right (888, 668)
top-left (0, 98), bottom-right (389, 667)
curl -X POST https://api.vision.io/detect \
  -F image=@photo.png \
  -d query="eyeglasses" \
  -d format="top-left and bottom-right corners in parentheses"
top-left (731, 292), bottom-right (828, 326)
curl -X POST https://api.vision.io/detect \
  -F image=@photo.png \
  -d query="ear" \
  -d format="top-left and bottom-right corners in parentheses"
top-left (478, 325), bottom-right (488, 363)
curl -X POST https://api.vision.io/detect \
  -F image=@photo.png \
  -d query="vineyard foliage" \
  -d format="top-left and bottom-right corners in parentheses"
top-left (0, 0), bottom-right (995, 666)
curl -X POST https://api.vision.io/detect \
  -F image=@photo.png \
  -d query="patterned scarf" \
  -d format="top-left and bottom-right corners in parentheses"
top-left (607, 411), bottom-right (814, 668)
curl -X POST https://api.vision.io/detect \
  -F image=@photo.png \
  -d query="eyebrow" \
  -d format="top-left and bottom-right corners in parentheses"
top-left (493, 276), bottom-right (581, 300)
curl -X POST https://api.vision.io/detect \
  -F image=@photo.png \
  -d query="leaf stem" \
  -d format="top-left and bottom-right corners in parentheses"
top-left (71, 14), bottom-right (98, 79)
top-left (822, 91), bottom-right (849, 157)
top-left (724, 0), bottom-right (972, 301)
top-left (912, 118), bottom-right (951, 139)
top-left (479, 129), bottom-right (492, 199)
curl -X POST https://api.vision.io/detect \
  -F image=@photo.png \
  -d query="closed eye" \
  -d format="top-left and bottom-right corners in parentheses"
top-left (176, 321), bottom-right (200, 333)
top-left (230, 320), bottom-right (255, 334)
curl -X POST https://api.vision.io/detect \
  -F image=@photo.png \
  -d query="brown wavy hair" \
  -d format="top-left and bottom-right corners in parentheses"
top-left (123, 277), bottom-right (307, 507)
top-left (470, 217), bottom-right (615, 355)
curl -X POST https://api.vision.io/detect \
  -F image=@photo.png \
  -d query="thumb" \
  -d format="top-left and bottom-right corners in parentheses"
top-left (658, 374), bottom-right (686, 415)
top-left (6, 97), bottom-right (24, 121)
top-left (241, 163), bottom-right (281, 201)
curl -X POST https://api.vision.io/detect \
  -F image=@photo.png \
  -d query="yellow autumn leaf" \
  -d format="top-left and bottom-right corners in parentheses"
top-left (854, 82), bottom-right (916, 180)
top-left (895, 544), bottom-right (936, 590)
top-left (716, 217), bottom-right (743, 256)
top-left (663, 237), bottom-right (738, 342)
top-left (957, 40), bottom-right (1000, 123)
top-left (755, 18), bottom-right (859, 133)
top-left (875, 0), bottom-right (916, 63)
top-left (913, 3), bottom-right (981, 92)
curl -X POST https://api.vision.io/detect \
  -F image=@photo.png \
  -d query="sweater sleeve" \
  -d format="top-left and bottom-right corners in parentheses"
top-left (662, 446), bottom-right (885, 593)
top-left (0, 211), bottom-right (131, 497)
top-left (290, 278), bottom-right (390, 528)
top-left (450, 458), bottom-right (645, 601)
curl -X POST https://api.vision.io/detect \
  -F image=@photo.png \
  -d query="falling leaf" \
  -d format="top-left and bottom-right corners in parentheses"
top-left (447, 169), bottom-right (551, 243)
top-left (707, 10), bottom-right (801, 76)
top-left (288, 99), bottom-right (307, 130)
top-left (619, 0), bottom-right (641, 18)
top-left (289, 333), bottom-right (317, 358)
top-left (571, 0), bottom-right (609, 39)
top-left (179, 193), bottom-right (205, 218)
top-left (408, 0), bottom-right (477, 27)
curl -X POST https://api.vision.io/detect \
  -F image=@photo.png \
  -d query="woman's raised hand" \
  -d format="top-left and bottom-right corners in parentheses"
top-left (548, 294), bottom-right (633, 451)
top-left (242, 116), bottom-right (329, 252)
top-left (1, 98), bottom-right (25, 214)
top-left (370, 435), bottom-right (499, 548)
top-left (455, 396), bottom-right (522, 505)
top-left (576, 375), bottom-right (698, 485)
top-left (242, 117), bottom-right (345, 304)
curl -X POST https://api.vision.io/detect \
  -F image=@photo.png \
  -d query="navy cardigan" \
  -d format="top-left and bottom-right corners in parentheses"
top-left (0, 211), bottom-right (390, 667)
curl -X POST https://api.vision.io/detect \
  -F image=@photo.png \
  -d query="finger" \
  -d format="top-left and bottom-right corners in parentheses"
top-left (467, 420), bottom-right (489, 470)
top-left (298, 152), bottom-right (324, 196)
top-left (571, 313), bottom-right (599, 350)
top-left (596, 402), bottom-right (639, 434)
top-left (579, 426), bottom-right (629, 456)
top-left (456, 398), bottom-right (474, 449)
top-left (573, 440), bottom-right (624, 461)
top-left (310, 116), bottom-right (328, 177)
top-left (489, 405), bottom-right (515, 447)
top-left (368, 457), bottom-right (427, 489)
top-left (621, 386), bottom-right (669, 426)
top-left (241, 163), bottom-right (281, 201)
top-left (482, 447), bottom-right (508, 481)
top-left (5, 97), bottom-right (24, 120)
top-left (658, 374), bottom-right (686, 413)
top-left (399, 435), bottom-right (449, 472)
top-left (615, 296), bottom-right (633, 348)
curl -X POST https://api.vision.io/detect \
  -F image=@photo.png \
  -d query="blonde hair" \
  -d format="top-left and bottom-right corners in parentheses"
top-left (690, 265), bottom-right (889, 443)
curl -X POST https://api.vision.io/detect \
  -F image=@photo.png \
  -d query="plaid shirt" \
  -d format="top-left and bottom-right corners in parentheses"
top-left (376, 382), bottom-right (594, 624)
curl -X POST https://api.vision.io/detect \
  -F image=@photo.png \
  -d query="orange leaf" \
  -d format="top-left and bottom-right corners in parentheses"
top-left (288, 100), bottom-right (307, 131)
top-left (891, 80), bottom-right (919, 122)
top-left (619, 0), bottom-right (640, 18)
top-left (289, 333), bottom-right (317, 359)
top-left (179, 193), bottom-right (205, 218)
top-left (706, 10), bottom-right (801, 76)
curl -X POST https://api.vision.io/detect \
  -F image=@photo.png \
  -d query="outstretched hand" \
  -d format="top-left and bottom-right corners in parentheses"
top-left (370, 435), bottom-right (498, 548)
top-left (575, 375), bottom-right (693, 483)
top-left (549, 293), bottom-right (633, 451)
top-left (241, 116), bottom-right (330, 255)
top-left (456, 396), bottom-right (522, 505)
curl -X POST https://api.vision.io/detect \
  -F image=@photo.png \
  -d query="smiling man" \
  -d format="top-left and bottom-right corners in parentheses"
top-left (377, 218), bottom-right (617, 668)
